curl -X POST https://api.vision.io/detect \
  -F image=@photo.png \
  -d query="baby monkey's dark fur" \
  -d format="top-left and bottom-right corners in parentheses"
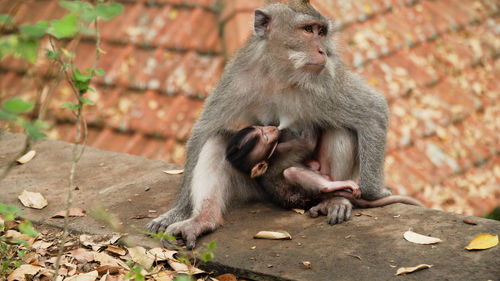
top-left (226, 126), bottom-right (424, 211)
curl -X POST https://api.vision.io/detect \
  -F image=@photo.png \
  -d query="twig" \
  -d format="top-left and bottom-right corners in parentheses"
top-left (52, 18), bottom-right (100, 281)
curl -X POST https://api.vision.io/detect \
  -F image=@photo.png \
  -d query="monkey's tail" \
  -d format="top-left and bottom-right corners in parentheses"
top-left (330, 191), bottom-right (425, 208)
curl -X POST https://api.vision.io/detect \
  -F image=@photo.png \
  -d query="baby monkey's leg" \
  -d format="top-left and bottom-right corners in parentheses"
top-left (283, 167), bottom-right (361, 198)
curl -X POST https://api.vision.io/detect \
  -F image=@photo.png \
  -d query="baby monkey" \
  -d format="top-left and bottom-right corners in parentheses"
top-left (226, 125), bottom-right (361, 210)
top-left (226, 126), bottom-right (424, 211)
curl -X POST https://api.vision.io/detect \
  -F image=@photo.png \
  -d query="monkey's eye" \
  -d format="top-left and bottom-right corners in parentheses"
top-left (318, 26), bottom-right (327, 36)
top-left (304, 25), bottom-right (313, 33)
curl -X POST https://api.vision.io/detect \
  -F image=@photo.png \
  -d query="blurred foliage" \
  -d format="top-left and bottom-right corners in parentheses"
top-left (485, 207), bottom-right (500, 221)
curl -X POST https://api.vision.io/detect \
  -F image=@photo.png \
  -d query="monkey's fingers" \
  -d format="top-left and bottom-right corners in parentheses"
top-left (309, 202), bottom-right (329, 218)
top-left (327, 204), bottom-right (340, 225)
top-left (309, 206), bottom-right (320, 218)
top-left (350, 184), bottom-right (361, 199)
top-left (185, 234), bottom-right (197, 250)
top-left (326, 197), bottom-right (352, 225)
top-left (160, 237), bottom-right (183, 250)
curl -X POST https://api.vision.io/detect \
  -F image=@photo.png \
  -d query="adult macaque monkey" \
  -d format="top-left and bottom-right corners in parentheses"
top-left (148, 0), bottom-right (392, 248)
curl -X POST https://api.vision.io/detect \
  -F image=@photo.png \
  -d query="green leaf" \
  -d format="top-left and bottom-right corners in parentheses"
top-left (61, 102), bottom-right (80, 111)
top-left (18, 221), bottom-right (37, 238)
top-left (0, 109), bottom-right (17, 121)
top-left (59, 0), bottom-right (82, 12)
top-left (96, 3), bottom-right (123, 20)
top-left (73, 68), bottom-right (91, 83)
top-left (80, 3), bottom-right (97, 22)
top-left (0, 203), bottom-right (23, 217)
top-left (79, 97), bottom-right (94, 105)
top-left (72, 68), bottom-right (92, 92)
top-left (24, 122), bottom-right (47, 140)
top-left (95, 68), bottom-right (105, 76)
top-left (0, 14), bottom-right (13, 24)
top-left (48, 14), bottom-right (78, 39)
top-left (3, 97), bottom-right (34, 114)
top-left (46, 49), bottom-right (60, 59)
top-left (20, 21), bottom-right (49, 39)
top-left (17, 39), bottom-right (38, 63)
top-left (208, 241), bottom-right (216, 251)
top-left (201, 252), bottom-right (214, 262)
top-left (34, 120), bottom-right (50, 130)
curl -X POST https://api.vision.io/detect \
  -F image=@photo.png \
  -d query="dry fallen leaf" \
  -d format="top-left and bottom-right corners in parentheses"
top-left (254, 230), bottom-right (292, 240)
top-left (94, 252), bottom-right (129, 269)
top-left (32, 240), bottom-right (53, 251)
top-left (65, 270), bottom-right (98, 281)
top-left (7, 264), bottom-right (41, 281)
top-left (463, 218), bottom-right (478, 225)
top-left (105, 245), bottom-right (127, 256)
top-left (18, 190), bottom-right (48, 209)
top-left (167, 259), bottom-right (204, 275)
top-left (465, 233), bottom-right (499, 250)
top-left (5, 229), bottom-right (32, 242)
top-left (404, 230), bottom-right (442, 245)
top-left (163, 169), bottom-right (184, 175)
top-left (52, 208), bottom-right (87, 218)
top-left (127, 246), bottom-right (155, 269)
top-left (80, 234), bottom-right (121, 251)
top-left (292, 208), bottom-right (305, 214)
top-left (215, 273), bottom-right (237, 281)
top-left (70, 248), bottom-right (95, 263)
top-left (153, 270), bottom-right (176, 281)
top-left (396, 264), bottom-right (432, 275)
top-left (17, 150), bottom-right (36, 164)
top-left (95, 265), bottom-right (121, 275)
top-left (148, 247), bottom-right (177, 261)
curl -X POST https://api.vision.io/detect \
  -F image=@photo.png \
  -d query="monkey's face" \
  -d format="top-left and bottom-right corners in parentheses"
top-left (255, 4), bottom-right (334, 79)
top-left (247, 126), bottom-right (280, 163)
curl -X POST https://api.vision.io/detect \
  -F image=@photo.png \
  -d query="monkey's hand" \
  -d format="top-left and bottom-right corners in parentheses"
top-left (321, 180), bottom-right (361, 199)
top-left (309, 197), bottom-right (353, 225)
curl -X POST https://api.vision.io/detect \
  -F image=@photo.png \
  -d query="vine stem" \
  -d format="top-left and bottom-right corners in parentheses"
top-left (52, 18), bottom-right (100, 281)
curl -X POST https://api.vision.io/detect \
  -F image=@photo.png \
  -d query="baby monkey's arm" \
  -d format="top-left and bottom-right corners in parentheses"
top-left (283, 166), bottom-right (361, 198)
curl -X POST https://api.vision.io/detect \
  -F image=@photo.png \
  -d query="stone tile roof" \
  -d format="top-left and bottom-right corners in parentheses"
top-left (1, 0), bottom-right (499, 216)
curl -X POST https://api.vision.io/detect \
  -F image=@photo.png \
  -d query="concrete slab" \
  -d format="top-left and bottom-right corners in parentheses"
top-left (1, 133), bottom-right (499, 281)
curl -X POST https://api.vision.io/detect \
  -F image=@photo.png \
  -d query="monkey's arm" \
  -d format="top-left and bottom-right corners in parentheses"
top-left (283, 166), bottom-right (361, 198)
top-left (147, 73), bottom-right (261, 248)
top-left (328, 67), bottom-right (392, 201)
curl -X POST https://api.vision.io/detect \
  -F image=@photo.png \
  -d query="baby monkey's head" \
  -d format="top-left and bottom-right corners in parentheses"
top-left (226, 126), bottom-right (280, 178)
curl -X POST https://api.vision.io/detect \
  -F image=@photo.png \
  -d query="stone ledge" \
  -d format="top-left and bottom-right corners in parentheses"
top-left (0, 133), bottom-right (499, 281)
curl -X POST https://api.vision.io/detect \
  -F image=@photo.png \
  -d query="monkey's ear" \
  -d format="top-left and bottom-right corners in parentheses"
top-left (254, 9), bottom-right (271, 38)
top-left (250, 161), bottom-right (268, 178)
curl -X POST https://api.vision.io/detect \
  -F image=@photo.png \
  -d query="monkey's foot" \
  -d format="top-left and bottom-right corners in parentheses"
top-left (309, 197), bottom-right (353, 225)
top-left (147, 207), bottom-right (186, 234)
top-left (164, 217), bottom-right (221, 249)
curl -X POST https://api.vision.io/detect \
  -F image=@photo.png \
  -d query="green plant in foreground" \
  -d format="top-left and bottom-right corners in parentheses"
top-left (0, 203), bottom-right (38, 278)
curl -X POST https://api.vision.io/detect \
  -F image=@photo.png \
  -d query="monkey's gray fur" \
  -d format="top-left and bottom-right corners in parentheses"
top-left (147, 0), bottom-right (391, 247)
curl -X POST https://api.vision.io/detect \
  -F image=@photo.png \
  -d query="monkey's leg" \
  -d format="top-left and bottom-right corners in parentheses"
top-left (283, 167), bottom-right (360, 198)
top-left (318, 128), bottom-right (358, 180)
top-left (161, 137), bottom-right (258, 248)
top-left (310, 128), bottom-right (358, 224)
